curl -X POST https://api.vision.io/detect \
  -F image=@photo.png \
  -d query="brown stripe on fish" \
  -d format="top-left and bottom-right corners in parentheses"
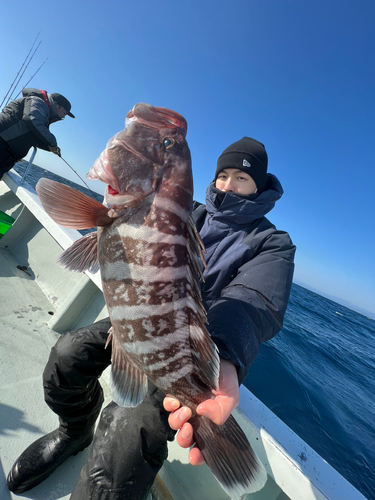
top-left (108, 310), bottom-right (197, 385)
top-left (107, 294), bottom-right (203, 345)
top-left (143, 210), bottom-right (189, 238)
top-left (110, 306), bottom-right (189, 340)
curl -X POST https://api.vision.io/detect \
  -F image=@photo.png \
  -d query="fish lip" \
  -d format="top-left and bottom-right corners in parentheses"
top-left (87, 151), bottom-right (120, 192)
top-left (88, 170), bottom-right (120, 193)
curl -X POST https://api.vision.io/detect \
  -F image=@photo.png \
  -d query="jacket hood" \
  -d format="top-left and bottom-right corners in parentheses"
top-left (21, 88), bottom-right (62, 123)
top-left (205, 173), bottom-right (283, 226)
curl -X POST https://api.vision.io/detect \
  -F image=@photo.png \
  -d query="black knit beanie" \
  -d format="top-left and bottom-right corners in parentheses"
top-left (215, 137), bottom-right (268, 192)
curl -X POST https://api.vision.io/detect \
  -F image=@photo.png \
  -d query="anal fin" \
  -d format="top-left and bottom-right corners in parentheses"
top-left (110, 333), bottom-right (148, 407)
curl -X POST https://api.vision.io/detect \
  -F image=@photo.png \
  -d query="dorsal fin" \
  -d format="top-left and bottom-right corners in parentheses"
top-left (186, 216), bottom-right (220, 390)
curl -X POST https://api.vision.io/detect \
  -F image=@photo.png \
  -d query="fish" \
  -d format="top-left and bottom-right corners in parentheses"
top-left (36, 102), bottom-right (267, 499)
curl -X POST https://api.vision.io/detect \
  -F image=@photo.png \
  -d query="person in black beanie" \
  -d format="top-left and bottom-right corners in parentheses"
top-left (214, 136), bottom-right (268, 195)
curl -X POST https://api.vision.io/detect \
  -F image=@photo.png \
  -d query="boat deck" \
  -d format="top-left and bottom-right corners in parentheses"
top-left (0, 246), bottom-right (113, 500)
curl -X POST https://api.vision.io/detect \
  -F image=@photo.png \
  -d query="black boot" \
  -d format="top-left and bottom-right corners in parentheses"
top-left (6, 428), bottom-right (93, 494)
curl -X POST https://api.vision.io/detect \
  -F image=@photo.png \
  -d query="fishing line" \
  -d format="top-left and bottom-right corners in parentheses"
top-left (59, 155), bottom-right (103, 202)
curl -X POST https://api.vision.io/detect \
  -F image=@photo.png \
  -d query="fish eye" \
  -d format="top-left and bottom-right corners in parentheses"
top-left (163, 138), bottom-right (175, 149)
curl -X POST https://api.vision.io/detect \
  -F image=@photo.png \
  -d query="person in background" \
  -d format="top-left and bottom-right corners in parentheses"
top-left (0, 88), bottom-right (75, 179)
top-left (6, 137), bottom-right (296, 499)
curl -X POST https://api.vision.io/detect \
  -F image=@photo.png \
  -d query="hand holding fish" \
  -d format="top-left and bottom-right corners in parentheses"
top-left (164, 358), bottom-right (240, 466)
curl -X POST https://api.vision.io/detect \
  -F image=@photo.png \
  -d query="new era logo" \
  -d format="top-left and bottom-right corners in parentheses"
top-left (243, 159), bottom-right (251, 168)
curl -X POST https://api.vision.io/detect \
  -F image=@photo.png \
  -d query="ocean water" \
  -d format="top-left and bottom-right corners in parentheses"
top-left (14, 160), bottom-right (104, 201)
top-left (244, 283), bottom-right (375, 499)
top-left (14, 162), bottom-right (375, 499)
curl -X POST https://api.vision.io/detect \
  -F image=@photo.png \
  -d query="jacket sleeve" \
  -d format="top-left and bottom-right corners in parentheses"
top-left (206, 229), bottom-right (296, 384)
top-left (22, 96), bottom-right (58, 150)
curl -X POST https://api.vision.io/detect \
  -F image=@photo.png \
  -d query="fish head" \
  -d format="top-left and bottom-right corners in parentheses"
top-left (87, 103), bottom-right (191, 209)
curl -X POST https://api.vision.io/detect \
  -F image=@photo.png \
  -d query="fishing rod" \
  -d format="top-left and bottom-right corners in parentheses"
top-left (0, 31), bottom-right (41, 108)
top-left (13, 58), bottom-right (48, 100)
top-left (7, 40), bottom-right (42, 104)
top-left (59, 155), bottom-right (103, 202)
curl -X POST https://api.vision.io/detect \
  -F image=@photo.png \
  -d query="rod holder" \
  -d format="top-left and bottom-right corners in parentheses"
top-left (20, 147), bottom-right (37, 184)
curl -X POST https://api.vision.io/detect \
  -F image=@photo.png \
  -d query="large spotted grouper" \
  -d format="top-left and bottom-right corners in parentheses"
top-left (36, 102), bottom-right (266, 499)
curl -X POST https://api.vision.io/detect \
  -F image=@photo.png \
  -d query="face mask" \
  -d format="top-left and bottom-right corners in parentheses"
top-left (211, 186), bottom-right (260, 207)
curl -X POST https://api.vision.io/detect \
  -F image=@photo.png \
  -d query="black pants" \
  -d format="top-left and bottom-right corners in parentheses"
top-left (43, 318), bottom-right (174, 500)
top-left (0, 138), bottom-right (17, 179)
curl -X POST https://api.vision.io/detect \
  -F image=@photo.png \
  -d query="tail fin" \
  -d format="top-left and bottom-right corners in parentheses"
top-left (190, 414), bottom-right (267, 500)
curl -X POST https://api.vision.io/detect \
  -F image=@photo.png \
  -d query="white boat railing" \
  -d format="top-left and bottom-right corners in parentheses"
top-left (20, 146), bottom-right (37, 184)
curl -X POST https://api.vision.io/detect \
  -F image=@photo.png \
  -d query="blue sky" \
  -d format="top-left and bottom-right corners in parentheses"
top-left (1, 0), bottom-right (374, 314)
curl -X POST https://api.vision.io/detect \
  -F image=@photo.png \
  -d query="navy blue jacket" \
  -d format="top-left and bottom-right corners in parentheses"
top-left (193, 175), bottom-right (296, 384)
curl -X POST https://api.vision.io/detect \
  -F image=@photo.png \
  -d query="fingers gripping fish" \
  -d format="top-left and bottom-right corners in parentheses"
top-left (36, 103), bottom-right (266, 499)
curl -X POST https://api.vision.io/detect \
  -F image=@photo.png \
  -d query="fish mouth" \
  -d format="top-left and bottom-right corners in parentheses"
top-left (104, 185), bottom-right (138, 208)
top-left (107, 185), bottom-right (119, 196)
top-left (88, 161), bottom-right (134, 208)
top-left (87, 137), bottom-right (150, 209)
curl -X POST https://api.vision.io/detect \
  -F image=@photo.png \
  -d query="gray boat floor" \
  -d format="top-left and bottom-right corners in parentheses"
top-left (0, 247), bottom-right (112, 500)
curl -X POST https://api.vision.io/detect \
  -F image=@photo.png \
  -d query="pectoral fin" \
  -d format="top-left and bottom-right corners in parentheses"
top-left (36, 178), bottom-right (113, 229)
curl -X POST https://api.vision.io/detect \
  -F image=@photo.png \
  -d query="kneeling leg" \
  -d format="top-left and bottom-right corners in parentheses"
top-left (71, 382), bottom-right (175, 500)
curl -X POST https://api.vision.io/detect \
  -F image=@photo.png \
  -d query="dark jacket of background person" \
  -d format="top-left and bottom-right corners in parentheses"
top-left (192, 175), bottom-right (296, 383)
top-left (0, 88), bottom-right (62, 160)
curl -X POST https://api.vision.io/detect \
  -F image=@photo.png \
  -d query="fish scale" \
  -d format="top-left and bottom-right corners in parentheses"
top-left (36, 102), bottom-right (267, 499)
